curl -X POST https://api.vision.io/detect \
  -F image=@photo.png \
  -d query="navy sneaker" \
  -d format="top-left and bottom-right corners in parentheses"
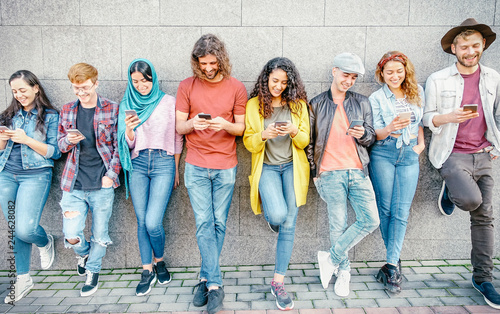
top-left (193, 280), bottom-right (208, 307)
top-left (154, 261), bottom-right (171, 285)
top-left (206, 287), bottom-right (224, 314)
top-left (438, 181), bottom-right (455, 216)
top-left (267, 222), bottom-right (280, 233)
top-left (472, 277), bottom-right (500, 309)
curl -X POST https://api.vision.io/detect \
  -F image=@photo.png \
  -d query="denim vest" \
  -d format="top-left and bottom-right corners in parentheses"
top-left (0, 108), bottom-right (61, 172)
top-left (369, 84), bottom-right (424, 148)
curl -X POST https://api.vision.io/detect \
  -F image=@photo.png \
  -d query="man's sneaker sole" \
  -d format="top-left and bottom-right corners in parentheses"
top-left (40, 234), bottom-right (55, 270)
top-left (80, 285), bottom-right (98, 297)
top-left (472, 280), bottom-right (500, 309)
top-left (136, 276), bottom-right (157, 296)
top-left (438, 181), bottom-right (454, 216)
top-left (270, 286), bottom-right (294, 310)
top-left (157, 276), bottom-right (171, 285)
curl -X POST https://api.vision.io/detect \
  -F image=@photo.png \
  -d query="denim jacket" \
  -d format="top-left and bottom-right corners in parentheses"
top-left (369, 84), bottom-right (424, 148)
top-left (423, 63), bottom-right (500, 169)
top-left (0, 108), bottom-right (61, 172)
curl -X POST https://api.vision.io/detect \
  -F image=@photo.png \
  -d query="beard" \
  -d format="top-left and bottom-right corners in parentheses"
top-left (456, 52), bottom-right (482, 68)
top-left (203, 69), bottom-right (219, 80)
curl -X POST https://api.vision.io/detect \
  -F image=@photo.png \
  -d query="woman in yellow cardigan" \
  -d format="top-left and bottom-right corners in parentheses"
top-left (243, 57), bottom-right (310, 311)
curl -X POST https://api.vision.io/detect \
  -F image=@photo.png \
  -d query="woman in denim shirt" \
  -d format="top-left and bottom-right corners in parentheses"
top-left (368, 52), bottom-right (425, 294)
top-left (0, 70), bottom-right (61, 304)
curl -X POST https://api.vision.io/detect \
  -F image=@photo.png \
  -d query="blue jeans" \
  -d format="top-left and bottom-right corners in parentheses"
top-left (129, 149), bottom-right (175, 265)
top-left (184, 162), bottom-right (236, 288)
top-left (60, 187), bottom-right (115, 273)
top-left (314, 169), bottom-right (379, 271)
top-left (369, 137), bottom-right (420, 265)
top-left (259, 162), bottom-right (299, 276)
top-left (0, 169), bottom-right (52, 275)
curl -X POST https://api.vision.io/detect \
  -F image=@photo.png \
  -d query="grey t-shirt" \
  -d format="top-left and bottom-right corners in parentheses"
top-left (263, 106), bottom-right (293, 165)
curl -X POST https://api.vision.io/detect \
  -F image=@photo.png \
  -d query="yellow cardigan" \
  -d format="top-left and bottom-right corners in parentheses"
top-left (243, 96), bottom-right (310, 215)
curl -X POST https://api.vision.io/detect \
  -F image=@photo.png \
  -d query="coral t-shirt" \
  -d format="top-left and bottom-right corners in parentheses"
top-left (176, 76), bottom-right (247, 169)
top-left (320, 102), bottom-right (363, 173)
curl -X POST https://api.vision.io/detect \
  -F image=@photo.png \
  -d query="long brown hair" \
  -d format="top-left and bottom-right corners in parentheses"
top-left (0, 70), bottom-right (58, 134)
top-left (250, 57), bottom-right (308, 118)
top-left (190, 34), bottom-right (232, 80)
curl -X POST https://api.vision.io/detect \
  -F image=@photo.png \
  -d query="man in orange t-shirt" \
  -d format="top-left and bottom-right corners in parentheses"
top-left (306, 53), bottom-right (379, 298)
top-left (176, 34), bottom-right (247, 314)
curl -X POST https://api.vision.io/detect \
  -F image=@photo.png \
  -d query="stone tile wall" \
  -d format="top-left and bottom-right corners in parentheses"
top-left (0, 0), bottom-right (499, 270)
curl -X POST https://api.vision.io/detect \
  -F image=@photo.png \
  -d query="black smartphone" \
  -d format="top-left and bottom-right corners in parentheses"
top-left (346, 120), bottom-right (363, 135)
top-left (274, 121), bottom-right (287, 128)
top-left (198, 113), bottom-right (212, 120)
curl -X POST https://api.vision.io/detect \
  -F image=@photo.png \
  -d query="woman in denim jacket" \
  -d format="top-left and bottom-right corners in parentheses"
top-left (368, 52), bottom-right (425, 294)
top-left (0, 70), bottom-right (61, 304)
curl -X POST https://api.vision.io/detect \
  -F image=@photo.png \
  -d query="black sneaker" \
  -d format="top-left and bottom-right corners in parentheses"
top-left (154, 261), bottom-right (171, 285)
top-left (376, 264), bottom-right (401, 294)
top-left (136, 269), bottom-right (157, 296)
top-left (193, 280), bottom-right (208, 307)
top-left (271, 280), bottom-right (294, 310)
top-left (268, 222), bottom-right (280, 233)
top-left (206, 287), bottom-right (225, 314)
top-left (80, 270), bottom-right (99, 297)
top-left (472, 277), bottom-right (500, 309)
top-left (77, 255), bottom-right (88, 276)
top-left (438, 181), bottom-right (455, 216)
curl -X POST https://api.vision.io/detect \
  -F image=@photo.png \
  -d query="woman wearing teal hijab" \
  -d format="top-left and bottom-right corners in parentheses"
top-left (118, 59), bottom-right (183, 296)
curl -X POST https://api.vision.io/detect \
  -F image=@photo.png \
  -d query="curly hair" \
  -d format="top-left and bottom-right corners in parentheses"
top-left (250, 57), bottom-right (308, 119)
top-left (191, 34), bottom-right (232, 80)
top-left (0, 70), bottom-right (58, 135)
top-left (375, 51), bottom-right (422, 107)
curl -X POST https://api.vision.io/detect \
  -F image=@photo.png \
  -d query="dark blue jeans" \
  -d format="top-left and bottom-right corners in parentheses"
top-left (0, 169), bottom-right (52, 275)
top-left (129, 149), bottom-right (175, 265)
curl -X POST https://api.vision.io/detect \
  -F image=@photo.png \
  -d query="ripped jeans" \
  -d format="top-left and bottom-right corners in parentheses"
top-left (60, 187), bottom-right (114, 273)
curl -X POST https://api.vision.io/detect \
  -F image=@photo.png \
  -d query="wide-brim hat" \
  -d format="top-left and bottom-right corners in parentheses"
top-left (441, 18), bottom-right (496, 54)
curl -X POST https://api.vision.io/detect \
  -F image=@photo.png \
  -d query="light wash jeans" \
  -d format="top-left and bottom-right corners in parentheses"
top-left (60, 187), bottom-right (115, 273)
top-left (129, 149), bottom-right (176, 265)
top-left (258, 162), bottom-right (299, 276)
top-left (0, 169), bottom-right (52, 275)
top-left (184, 162), bottom-right (236, 288)
top-left (314, 169), bottom-right (379, 271)
top-left (369, 137), bottom-right (420, 265)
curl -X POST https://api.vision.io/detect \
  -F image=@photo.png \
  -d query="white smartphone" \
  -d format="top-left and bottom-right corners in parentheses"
top-left (398, 111), bottom-right (412, 120)
top-left (0, 126), bottom-right (9, 131)
top-left (67, 129), bottom-right (86, 139)
top-left (125, 109), bottom-right (138, 116)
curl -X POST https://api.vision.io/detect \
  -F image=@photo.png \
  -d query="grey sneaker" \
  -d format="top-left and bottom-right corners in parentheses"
top-left (270, 280), bottom-right (294, 310)
top-left (4, 274), bottom-right (33, 304)
top-left (80, 270), bottom-right (99, 297)
top-left (193, 280), bottom-right (208, 306)
top-left (39, 234), bottom-right (55, 270)
top-left (77, 255), bottom-right (88, 276)
top-left (206, 287), bottom-right (225, 314)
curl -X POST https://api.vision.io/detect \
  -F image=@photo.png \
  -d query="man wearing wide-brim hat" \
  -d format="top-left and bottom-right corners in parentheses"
top-left (423, 18), bottom-right (500, 309)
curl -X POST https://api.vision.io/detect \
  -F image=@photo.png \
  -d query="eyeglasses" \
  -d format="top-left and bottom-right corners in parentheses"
top-left (70, 83), bottom-right (95, 93)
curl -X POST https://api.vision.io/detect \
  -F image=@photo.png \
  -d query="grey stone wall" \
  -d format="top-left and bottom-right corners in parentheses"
top-left (0, 0), bottom-right (499, 271)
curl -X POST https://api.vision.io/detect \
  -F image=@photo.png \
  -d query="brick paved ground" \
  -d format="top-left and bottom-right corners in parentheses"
top-left (0, 259), bottom-right (499, 313)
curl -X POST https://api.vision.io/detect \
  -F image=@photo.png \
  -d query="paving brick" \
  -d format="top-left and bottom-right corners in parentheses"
top-left (464, 305), bottom-right (500, 313)
top-left (304, 269), bottom-right (320, 277)
top-left (356, 290), bottom-right (388, 298)
top-left (117, 295), bottom-right (149, 303)
top-left (120, 274), bottom-right (140, 281)
top-left (350, 275), bottom-right (377, 283)
top-left (31, 297), bottom-right (64, 305)
top-left (424, 281), bottom-right (459, 288)
top-left (433, 273), bottom-right (465, 281)
top-left (225, 285), bottom-right (252, 293)
top-left (60, 297), bottom-right (91, 305)
top-left (98, 303), bottom-right (130, 313)
top-left (350, 262), bottom-right (368, 268)
top-left (166, 286), bottom-right (194, 294)
top-left (250, 270), bottom-right (275, 278)
top-left (41, 276), bottom-right (70, 283)
top-left (47, 282), bottom-right (77, 289)
top-left (300, 308), bottom-right (334, 314)
top-left (401, 281), bottom-right (428, 289)
top-left (343, 298), bottom-right (378, 308)
top-left (285, 284), bottom-right (310, 292)
top-left (102, 281), bottom-right (130, 288)
top-left (293, 300), bottom-right (314, 309)
top-left (182, 279), bottom-right (200, 286)
top-left (250, 300), bottom-right (280, 310)
top-left (239, 278), bottom-right (265, 285)
top-left (236, 292), bottom-right (266, 301)
top-left (223, 301), bottom-right (251, 310)
top-left (439, 266), bottom-right (470, 273)
top-left (157, 302), bottom-right (190, 311)
top-left (365, 307), bottom-right (400, 314)
top-left (420, 260), bottom-right (449, 266)
top-left (292, 277), bottom-right (320, 284)
top-left (448, 288), bottom-right (477, 297)
top-left (439, 296), bottom-right (478, 306)
top-left (108, 288), bottom-right (136, 296)
top-left (397, 307), bottom-right (434, 314)
top-left (26, 290), bottom-right (57, 298)
top-left (356, 268), bottom-right (378, 275)
top-left (238, 266), bottom-right (263, 271)
top-left (37, 305), bottom-right (70, 313)
top-left (431, 305), bottom-right (469, 313)
top-left (148, 294), bottom-right (178, 303)
top-left (376, 298), bottom-right (411, 308)
top-left (417, 288), bottom-right (450, 297)
top-left (6, 305), bottom-right (41, 313)
top-left (53, 289), bottom-right (81, 298)
top-left (224, 278), bottom-right (238, 286)
top-left (88, 296), bottom-right (120, 304)
top-left (66, 304), bottom-right (100, 313)
top-left (225, 271), bottom-right (251, 279)
top-left (407, 297), bottom-right (444, 306)
top-left (365, 282), bottom-right (386, 290)
top-left (446, 260), bottom-right (472, 266)
top-left (98, 274), bottom-right (121, 281)
top-left (128, 302), bottom-right (159, 312)
top-left (289, 264), bottom-right (315, 270)
top-left (401, 261), bottom-right (422, 267)
top-left (37, 270), bottom-right (63, 276)
top-left (263, 265), bottom-right (275, 271)
top-left (171, 272), bottom-right (198, 279)
top-left (404, 274), bottom-right (434, 281)
top-left (366, 262), bottom-right (386, 268)
top-left (331, 309), bottom-right (365, 314)
top-left (295, 291), bottom-right (327, 300)
top-left (412, 267), bottom-right (443, 274)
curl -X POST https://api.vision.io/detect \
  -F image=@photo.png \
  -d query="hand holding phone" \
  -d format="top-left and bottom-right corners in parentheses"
top-left (67, 129), bottom-right (86, 144)
top-left (463, 104), bottom-right (478, 113)
top-left (346, 120), bottom-right (363, 135)
top-left (125, 109), bottom-right (138, 117)
top-left (398, 111), bottom-right (412, 120)
top-left (274, 121), bottom-right (287, 128)
top-left (198, 113), bottom-right (212, 120)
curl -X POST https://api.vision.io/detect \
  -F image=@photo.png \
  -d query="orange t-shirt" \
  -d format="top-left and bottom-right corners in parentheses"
top-left (319, 102), bottom-right (363, 174)
top-left (176, 76), bottom-right (247, 169)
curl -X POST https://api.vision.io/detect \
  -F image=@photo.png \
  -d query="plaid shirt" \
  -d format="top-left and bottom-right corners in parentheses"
top-left (58, 95), bottom-right (121, 192)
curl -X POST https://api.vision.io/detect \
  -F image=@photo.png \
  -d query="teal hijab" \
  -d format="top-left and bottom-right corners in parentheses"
top-left (117, 58), bottom-right (165, 197)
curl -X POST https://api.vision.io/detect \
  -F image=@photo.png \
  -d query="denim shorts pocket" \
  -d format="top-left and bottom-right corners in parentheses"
top-left (159, 150), bottom-right (173, 159)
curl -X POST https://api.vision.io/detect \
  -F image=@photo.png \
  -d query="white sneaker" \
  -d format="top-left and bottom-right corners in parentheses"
top-left (4, 274), bottom-right (34, 304)
top-left (39, 234), bottom-right (55, 270)
top-left (317, 251), bottom-right (338, 289)
top-left (334, 270), bottom-right (351, 297)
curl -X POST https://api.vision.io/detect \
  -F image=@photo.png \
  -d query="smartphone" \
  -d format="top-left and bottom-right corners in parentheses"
top-left (346, 120), bottom-right (363, 135)
top-left (274, 121), bottom-right (287, 128)
top-left (463, 104), bottom-right (478, 113)
top-left (0, 126), bottom-right (9, 131)
top-left (198, 113), bottom-right (212, 120)
top-left (67, 129), bottom-right (86, 139)
top-left (398, 111), bottom-right (412, 120)
top-left (125, 109), bottom-right (138, 116)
